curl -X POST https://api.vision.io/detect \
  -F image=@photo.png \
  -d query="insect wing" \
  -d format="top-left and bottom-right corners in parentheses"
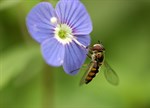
top-left (79, 61), bottom-right (95, 85)
top-left (103, 61), bottom-right (119, 85)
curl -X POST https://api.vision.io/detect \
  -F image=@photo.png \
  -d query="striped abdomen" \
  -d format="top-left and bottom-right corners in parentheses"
top-left (85, 52), bottom-right (104, 84)
top-left (85, 61), bottom-right (102, 84)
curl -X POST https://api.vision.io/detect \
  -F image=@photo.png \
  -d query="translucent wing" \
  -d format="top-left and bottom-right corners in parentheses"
top-left (103, 61), bottom-right (119, 85)
top-left (79, 61), bottom-right (95, 86)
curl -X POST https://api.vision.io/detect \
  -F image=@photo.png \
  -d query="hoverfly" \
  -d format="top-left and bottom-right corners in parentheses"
top-left (80, 42), bottom-right (119, 85)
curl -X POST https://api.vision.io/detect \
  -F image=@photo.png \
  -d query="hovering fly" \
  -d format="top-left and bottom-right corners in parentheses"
top-left (80, 42), bottom-right (119, 85)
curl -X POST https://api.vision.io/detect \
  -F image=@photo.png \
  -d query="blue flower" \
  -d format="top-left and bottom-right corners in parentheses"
top-left (26, 0), bottom-right (92, 75)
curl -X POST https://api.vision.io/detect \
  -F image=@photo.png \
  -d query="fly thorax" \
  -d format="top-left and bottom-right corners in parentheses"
top-left (91, 53), bottom-right (96, 61)
top-left (97, 52), bottom-right (104, 62)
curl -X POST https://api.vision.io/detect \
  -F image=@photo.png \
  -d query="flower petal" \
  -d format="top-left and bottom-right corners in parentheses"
top-left (63, 41), bottom-right (87, 75)
top-left (75, 35), bottom-right (91, 47)
top-left (55, 0), bottom-right (92, 35)
top-left (41, 38), bottom-right (65, 67)
top-left (26, 2), bottom-right (56, 43)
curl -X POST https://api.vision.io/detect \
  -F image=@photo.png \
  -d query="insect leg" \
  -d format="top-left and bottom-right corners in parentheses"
top-left (70, 68), bottom-right (80, 73)
top-left (86, 54), bottom-right (92, 59)
top-left (70, 54), bottom-right (91, 74)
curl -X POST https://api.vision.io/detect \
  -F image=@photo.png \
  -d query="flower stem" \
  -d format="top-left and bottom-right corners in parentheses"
top-left (42, 64), bottom-right (55, 108)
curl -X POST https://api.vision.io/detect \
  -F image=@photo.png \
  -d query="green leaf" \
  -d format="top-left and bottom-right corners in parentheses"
top-left (0, 0), bottom-right (21, 11)
top-left (0, 45), bottom-right (44, 89)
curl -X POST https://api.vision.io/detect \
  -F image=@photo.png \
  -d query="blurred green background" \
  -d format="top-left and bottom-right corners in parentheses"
top-left (0, 0), bottom-right (150, 108)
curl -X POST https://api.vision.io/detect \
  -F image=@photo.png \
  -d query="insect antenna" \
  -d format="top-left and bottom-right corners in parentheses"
top-left (98, 40), bottom-right (103, 44)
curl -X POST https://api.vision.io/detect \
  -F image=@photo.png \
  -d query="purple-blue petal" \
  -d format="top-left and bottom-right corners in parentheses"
top-left (75, 35), bottom-right (91, 47)
top-left (26, 2), bottom-right (56, 43)
top-left (63, 41), bottom-right (87, 75)
top-left (55, 0), bottom-right (92, 35)
top-left (41, 38), bottom-right (65, 67)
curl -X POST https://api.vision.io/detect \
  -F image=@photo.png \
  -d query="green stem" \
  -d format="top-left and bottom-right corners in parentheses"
top-left (42, 64), bottom-right (55, 108)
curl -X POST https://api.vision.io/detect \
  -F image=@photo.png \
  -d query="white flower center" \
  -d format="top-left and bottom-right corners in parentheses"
top-left (50, 17), bottom-right (87, 48)
top-left (54, 23), bottom-right (73, 45)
